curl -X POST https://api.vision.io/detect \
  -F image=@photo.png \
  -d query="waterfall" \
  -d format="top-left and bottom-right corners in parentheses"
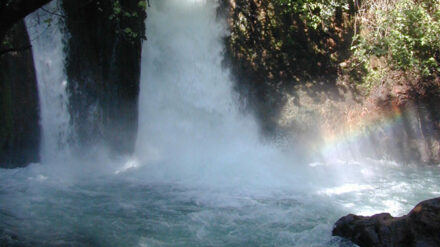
top-left (134, 0), bottom-right (291, 186)
top-left (26, 2), bottom-right (72, 163)
top-left (1, 1), bottom-right (440, 246)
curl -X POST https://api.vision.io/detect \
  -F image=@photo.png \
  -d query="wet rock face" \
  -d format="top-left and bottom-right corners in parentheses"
top-left (62, 0), bottom-right (146, 154)
top-left (0, 21), bottom-right (40, 168)
top-left (364, 79), bottom-right (440, 165)
top-left (333, 197), bottom-right (440, 247)
top-left (220, 0), bottom-right (355, 135)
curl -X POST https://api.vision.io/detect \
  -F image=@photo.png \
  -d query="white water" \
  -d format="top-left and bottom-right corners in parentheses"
top-left (134, 0), bottom-right (292, 188)
top-left (1, 0), bottom-right (440, 246)
top-left (25, 2), bottom-right (72, 162)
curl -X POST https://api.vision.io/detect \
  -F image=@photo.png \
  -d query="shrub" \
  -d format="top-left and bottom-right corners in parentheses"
top-left (275, 0), bottom-right (351, 31)
top-left (354, 0), bottom-right (440, 77)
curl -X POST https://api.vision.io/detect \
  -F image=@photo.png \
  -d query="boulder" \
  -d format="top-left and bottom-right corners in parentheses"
top-left (332, 197), bottom-right (440, 247)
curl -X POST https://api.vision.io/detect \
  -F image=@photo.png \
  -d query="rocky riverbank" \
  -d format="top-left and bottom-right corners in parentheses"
top-left (333, 197), bottom-right (440, 247)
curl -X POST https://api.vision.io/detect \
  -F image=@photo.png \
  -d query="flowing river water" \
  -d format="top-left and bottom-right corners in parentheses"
top-left (1, 0), bottom-right (440, 246)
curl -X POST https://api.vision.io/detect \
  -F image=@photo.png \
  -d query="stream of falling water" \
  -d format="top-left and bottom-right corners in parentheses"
top-left (25, 1), bottom-right (72, 163)
top-left (1, 0), bottom-right (440, 246)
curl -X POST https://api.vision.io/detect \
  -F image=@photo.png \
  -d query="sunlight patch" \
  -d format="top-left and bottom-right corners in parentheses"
top-left (318, 183), bottom-right (373, 196)
top-left (115, 158), bottom-right (140, 174)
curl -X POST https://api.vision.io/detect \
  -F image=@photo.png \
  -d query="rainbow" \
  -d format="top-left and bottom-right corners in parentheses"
top-left (318, 105), bottom-right (404, 158)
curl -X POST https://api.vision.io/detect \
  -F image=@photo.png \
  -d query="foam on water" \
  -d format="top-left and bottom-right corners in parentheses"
top-left (1, 159), bottom-right (439, 246)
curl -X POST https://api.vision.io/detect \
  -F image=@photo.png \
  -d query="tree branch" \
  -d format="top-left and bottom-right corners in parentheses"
top-left (0, 44), bottom-right (32, 57)
top-left (41, 6), bottom-right (66, 18)
top-left (0, 0), bottom-right (54, 42)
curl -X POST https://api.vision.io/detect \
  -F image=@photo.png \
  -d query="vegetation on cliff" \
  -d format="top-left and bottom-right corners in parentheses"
top-left (224, 0), bottom-right (440, 163)
top-left (349, 0), bottom-right (440, 87)
top-left (226, 0), bottom-right (355, 86)
top-left (223, 0), bottom-right (357, 134)
top-left (226, 0), bottom-right (440, 92)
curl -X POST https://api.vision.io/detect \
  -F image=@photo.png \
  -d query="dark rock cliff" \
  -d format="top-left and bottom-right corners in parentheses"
top-left (0, 21), bottom-right (40, 168)
top-left (220, 0), bottom-right (355, 134)
top-left (62, 0), bottom-right (146, 154)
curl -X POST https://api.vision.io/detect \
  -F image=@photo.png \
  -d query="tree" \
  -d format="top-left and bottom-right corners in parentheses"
top-left (0, 0), bottom-right (54, 43)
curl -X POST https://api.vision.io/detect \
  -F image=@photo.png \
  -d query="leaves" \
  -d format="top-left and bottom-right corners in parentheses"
top-left (354, 0), bottom-right (440, 77)
top-left (138, 0), bottom-right (147, 10)
top-left (274, 0), bottom-right (350, 31)
top-left (108, 0), bottom-right (146, 42)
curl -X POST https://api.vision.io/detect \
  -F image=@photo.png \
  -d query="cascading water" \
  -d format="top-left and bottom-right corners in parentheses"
top-left (25, 2), bottom-right (72, 162)
top-left (133, 0), bottom-right (292, 187)
top-left (1, 0), bottom-right (440, 246)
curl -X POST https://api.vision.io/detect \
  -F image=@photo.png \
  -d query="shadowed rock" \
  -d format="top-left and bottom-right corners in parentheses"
top-left (0, 21), bottom-right (40, 168)
top-left (62, 0), bottom-right (146, 155)
top-left (332, 197), bottom-right (440, 247)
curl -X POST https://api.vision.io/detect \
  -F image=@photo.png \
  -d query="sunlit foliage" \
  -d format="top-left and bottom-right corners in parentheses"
top-left (353, 0), bottom-right (440, 78)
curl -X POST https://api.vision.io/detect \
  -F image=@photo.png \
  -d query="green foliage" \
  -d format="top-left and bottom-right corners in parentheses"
top-left (109, 1), bottom-right (122, 20)
top-left (108, 0), bottom-right (147, 42)
top-left (124, 27), bottom-right (138, 39)
top-left (228, 0), bottom-right (354, 86)
top-left (274, 0), bottom-right (350, 31)
top-left (138, 0), bottom-right (147, 9)
top-left (354, 0), bottom-right (440, 77)
top-left (1, 39), bottom-right (11, 48)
